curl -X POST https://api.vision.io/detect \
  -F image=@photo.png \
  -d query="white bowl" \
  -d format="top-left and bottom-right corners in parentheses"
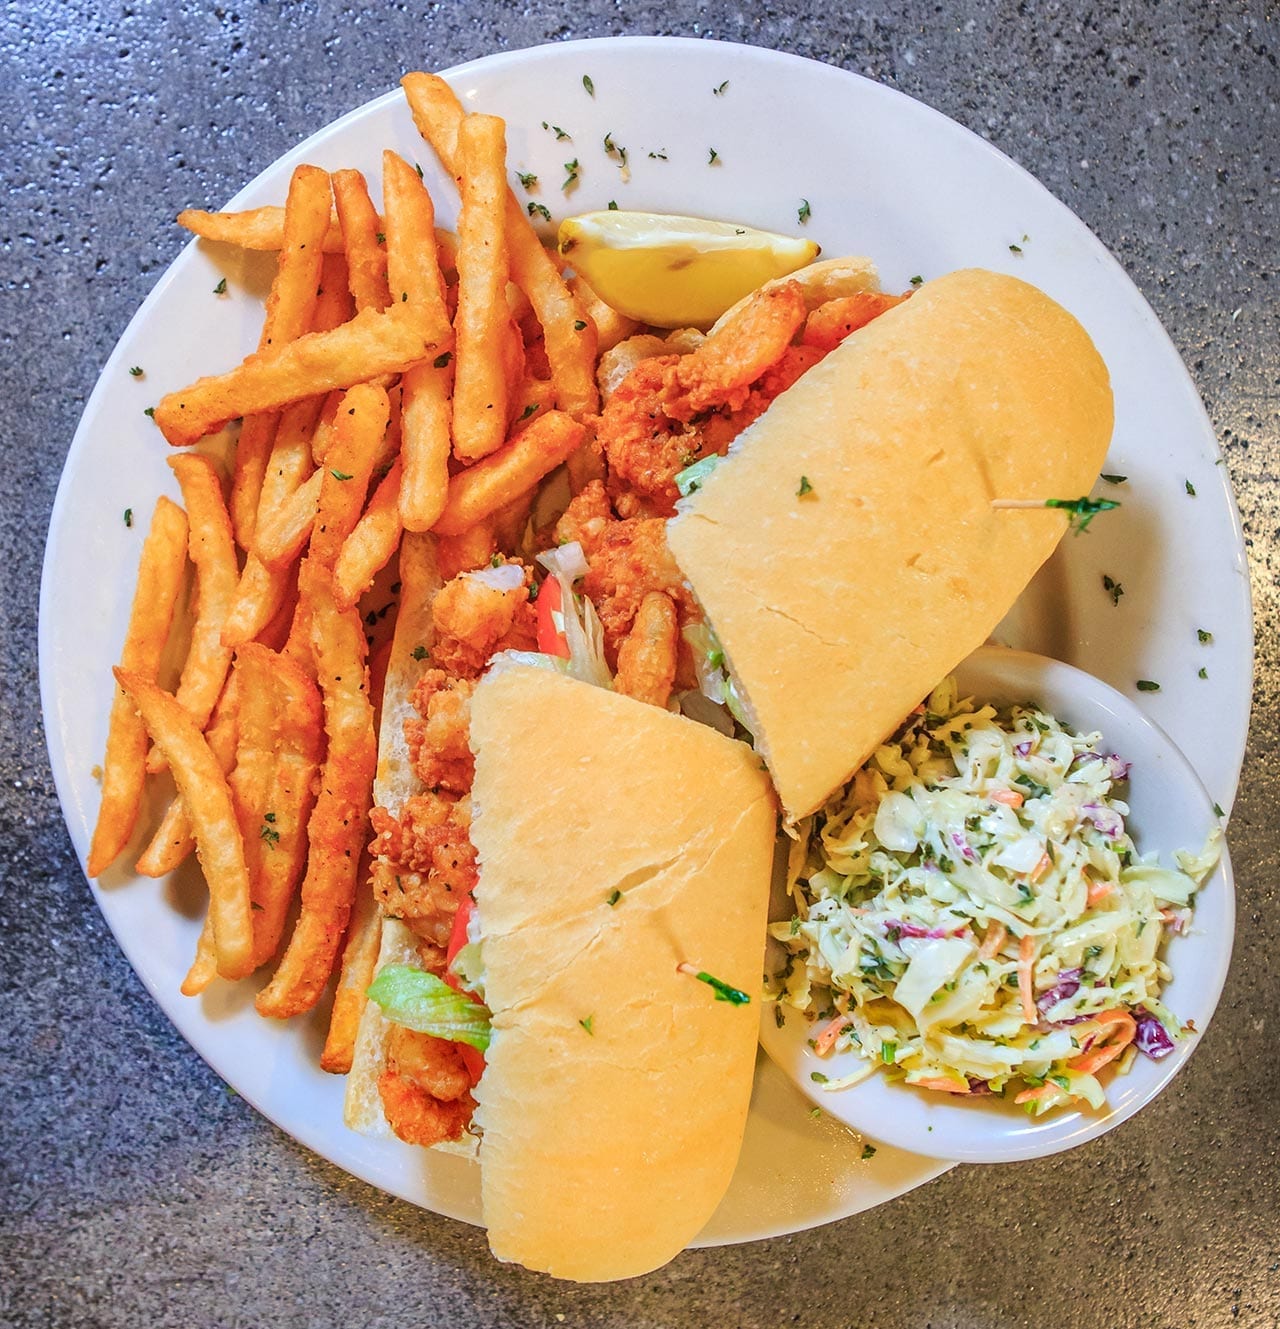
top-left (757, 645), bottom-right (1236, 1163)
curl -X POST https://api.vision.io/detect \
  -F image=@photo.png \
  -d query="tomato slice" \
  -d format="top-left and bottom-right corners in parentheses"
top-left (536, 577), bottom-right (571, 658)
top-left (446, 889), bottom-right (475, 973)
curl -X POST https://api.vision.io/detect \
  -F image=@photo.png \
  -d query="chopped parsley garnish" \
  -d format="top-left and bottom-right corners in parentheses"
top-left (607, 199), bottom-right (618, 209)
top-left (861, 1143), bottom-right (877, 1159)
top-left (909, 274), bottom-right (924, 286)
top-left (489, 553), bottom-right (503, 568)
top-left (433, 351), bottom-right (453, 368)
top-left (713, 80), bottom-right (729, 95)
top-left (679, 964), bottom-right (750, 1004)
top-left (527, 201), bottom-right (552, 222)
top-left (708, 147), bottom-right (720, 165)
top-left (123, 508), bottom-right (133, 527)
top-left (1136, 679), bottom-right (1161, 692)
top-left (411, 645), bottom-right (429, 661)
top-left (1197, 628), bottom-right (1213, 644)
top-left (881, 1041), bottom-right (898, 1064)
top-left (143, 407), bottom-right (155, 419)
top-left (562, 159), bottom-right (580, 190)
top-left (1102, 574), bottom-right (1124, 606)
top-left (1213, 802), bottom-right (1225, 818)
top-left (797, 198), bottom-right (811, 224)
top-left (1046, 495), bottom-right (1120, 533)
top-left (797, 475), bottom-right (814, 497)
top-left (519, 403), bottom-right (538, 421)
top-left (376, 232), bottom-right (386, 244)
top-left (128, 365), bottom-right (143, 377)
top-left (578, 1015), bottom-right (594, 1035)
top-left (1009, 242), bottom-right (1023, 255)
top-left (260, 818), bottom-right (280, 849)
top-left (330, 469), bottom-right (353, 481)
top-left (415, 161), bottom-right (424, 178)
top-left (213, 277), bottom-right (228, 295)
top-left (582, 74), bottom-right (595, 96)
top-left (648, 150), bottom-right (668, 161)
top-left (573, 319), bottom-right (587, 331)
top-left (1101, 473), bottom-right (1127, 485)
top-left (516, 171), bottom-right (537, 190)
top-left (810, 1071), bottom-right (829, 1084)
top-left (603, 133), bottom-right (627, 166)
top-left (1198, 667), bottom-right (1208, 679)
top-left (542, 122), bottom-right (571, 141)
top-left (1185, 479), bottom-right (1197, 496)
top-left (606, 889), bottom-right (622, 906)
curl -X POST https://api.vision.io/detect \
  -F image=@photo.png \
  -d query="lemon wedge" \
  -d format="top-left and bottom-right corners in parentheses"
top-left (557, 211), bottom-right (820, 329)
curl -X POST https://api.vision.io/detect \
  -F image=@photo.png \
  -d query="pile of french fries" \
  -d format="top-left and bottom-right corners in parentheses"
top-left (87, 73), bottom-right (608, 1073)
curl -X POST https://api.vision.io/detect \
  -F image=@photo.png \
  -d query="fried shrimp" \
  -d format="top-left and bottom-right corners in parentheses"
top-left (369, 790), bottom-right (476, 952)
top-left (597, 280), bottom-right (809, 513)
top-left (615, 591), bottom-right (679, 708)
top-left (430, 564), bottom-right (538, 678)
top-left (801, 291), bottom-right (910, 352)
top-left (379, 1024), bottom-right (476, 1147)
top-left (405, 670), bottom-right (475, 794)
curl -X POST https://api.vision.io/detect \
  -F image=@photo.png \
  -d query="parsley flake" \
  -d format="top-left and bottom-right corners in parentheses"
top-left (579, 1015), bottom-right (594, 1035)
top-left (519, 403), bottom-right (538, 421)
top-left (1197, 628), bottom-right (1213, 644)
top-left (606, 889), bottom-right (622, 906)
top-left (647, 150), bottom-right (668, 161)
top-left (433, 351), bottom-right (453, 369)
top-left (259, 820), bottom-right (280, 849)
top-left (861, 1143), bottom-right (877, 1160)
top-left (411, 645), bottom-right (429, 661)
top-left (678, 963), bottom-right (750, 1004)
top-left (143, 407), bottom-right (155, 419)
top-left (1185, 479), bottom-right (1197, 496)
top-left (562, 159), bottom-right (580, 190)
top-left (713, 80), bottom-right (729, 95)
top-left (1009, 243), bottom-right (1023, 255)
top-left (1102, 574), bottom-right (1124, 606)
top-left (797, 475), bottom-right (814, 497)
top-left (909, 274), bottom-right (924, 287)
top-left (213, 277), bottom-right (227, 295)
top-left (708, 147), bottom-right (720, 165)
top-left (330, 469), bottom-right (353, 481)
top-left (516, 171), bottom-right (537, 190)
top-left (527, 201), bottom-right (552, 222)
top-left (582, 74), bottom-right (595, 96)
top-left (797, 198), bottom-right (811, 224)
top-left (415, 161), bottom-right (424, 179)
top-left (123, 508), bottom-right (133, 527)
top-left (1213, 802), bottom-right (1225, 818)
top-left (1101, 473), bottom-right (1127, 485)
top-left (810, 1071), bottom-right (829, 1084)
top-left (573, 319), bottom-right (587, 331)
top-left (1198, 667), bottom-right (1208, 679)
top-left (607, 199), bottom-right (618, 210)
top-left (1136, 679), bottom-right (1161, 692)
top-left (128, 365), bottom-right (143, 378)
top-left (375, 232), bottom-right (385, 244)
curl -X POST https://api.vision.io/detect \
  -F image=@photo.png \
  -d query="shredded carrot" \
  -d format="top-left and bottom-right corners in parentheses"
top-left (978, 920), bottom-right (1007, 960)
top-left (1086, 873), bottom-right (1113, 906)
top-left (1014, 1082), bottom-right (1066, 1107)
top-left (1018, 933), bottom-right (1038, 1024)
top-left (989, 787), bottom-right (1024, 808)
top-left (813, 1016), bottom-right (853, 1057)
top-left (916, 1076), bottom-right (970, 1094)
top-left (1028, 851), bottom-right (1052, 884)
top-left (1068, 1009), bottom-right (1136, 1076)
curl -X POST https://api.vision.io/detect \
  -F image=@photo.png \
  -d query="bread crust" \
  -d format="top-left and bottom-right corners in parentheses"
top-left (668, 267), bottom-right (1114, 820)
top-left (469, 667), bottom-right (776, 1281)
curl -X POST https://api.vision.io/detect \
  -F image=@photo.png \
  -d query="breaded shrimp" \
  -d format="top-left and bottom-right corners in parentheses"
top-left (379, 1025), bottom-right (476, 1147)
top-left (430, 564), bottom-right (538, 678)
top-left (405, 670), bottom-right (475, 794)
top-left (615, 591), bottom-right (679, 708)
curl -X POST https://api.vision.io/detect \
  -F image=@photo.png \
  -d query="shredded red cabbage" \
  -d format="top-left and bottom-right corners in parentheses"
top-left (1134, 1009), bottom-right (1177, 1059)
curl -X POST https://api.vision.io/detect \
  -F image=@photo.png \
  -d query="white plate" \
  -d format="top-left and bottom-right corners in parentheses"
top-left (759, 647), bottom-right (1236, 1163)
top-left (40, 37), bottom-right (1251, 1243)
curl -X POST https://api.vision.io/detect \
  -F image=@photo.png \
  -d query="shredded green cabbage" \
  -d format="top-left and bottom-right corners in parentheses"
top-left (768, 678), bottom-right (1220, 1114)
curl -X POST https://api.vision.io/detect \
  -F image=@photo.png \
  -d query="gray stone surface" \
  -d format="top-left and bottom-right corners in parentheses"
top-left (3, 1), bottom-right (1277, 1325)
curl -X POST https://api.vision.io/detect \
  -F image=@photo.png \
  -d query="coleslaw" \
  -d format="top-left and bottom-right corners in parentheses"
top-left (768, 676), bottom-right (1221, 1114)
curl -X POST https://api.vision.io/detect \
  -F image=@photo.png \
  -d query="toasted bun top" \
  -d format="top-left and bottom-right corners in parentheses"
top-left (667, 268), bottom-right (1114, 821)
top-left (468, 666), bottom-right (776, 1282)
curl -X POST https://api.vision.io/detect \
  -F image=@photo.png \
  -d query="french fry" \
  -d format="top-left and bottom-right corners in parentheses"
top-left (401, 72), bottom-right (598, 418)
top-left (87, 497), bottom-right (189, 878)
top-left (256, 468), bottom-right (322, 571)
top-left (314, 251), bottom-right (356, 331)
top-left (231, 645), bottom-right (324, 968)
top-left (163, 454), bottom-right (238, 732)
top-left (221, 553), bottom-right (292, 650)
top-left (432, 410), bottom-right (587, 536)
top-left (382, 148), bottom-right (453, 531)
top-left (451, 113), bottom-right (513, 462)
top-left (333, 169), bottom-right (391, 312)
top-left (181, 918), bottom-right (218, 997)
top-left (230, 164), bottom-right (332, 546)
top-left (179, 206), bottom-right (348, 253)
top-left (114, 669), bottom-right (254, 980)
top-left (569, 273), bottom-right (638, 355)
top-left (319, 850), bottom-right (383, 1073)
top-left (153, 304), bottom-right (447, 448)
top-left (333, 457), bottom-right (404, 611)
top-left (255, 562), bottom-right (377, 1018)
top-left (255, 394), bottom-right (325, 538)
top-left (136, 671), bottom-right (241, 878)
top-left (308, 382), bottom-right (391, 567)
top-left (308, 389), bottom-right (344, 465)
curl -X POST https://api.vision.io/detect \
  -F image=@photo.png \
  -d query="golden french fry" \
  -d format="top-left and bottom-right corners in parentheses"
top-left (398, 359), bottom-right (452, 532)
top-left (153, 304), bottom-right (446, 448)
top-left (255, 394), bottom-right (325, 537)
top-left (136, 670), bottom-right (241, 878)
top-left (333, 169), bottom-right (391, 312)
top-left (178, 206), bottom-right (348, 253)
top-left (255, 561), bottom-right (377, 1018)
top-left (165, 454), bottom-right (238, 729)
top-left (451, 113), bottom-right (513, 462)
top-left (383, 150), bottom-right (449, 312)
top-left (569, 273), bottom-right (638, 355)
top-left (178, 206), bottom-right (459, 271)
top-left (333, 457), bottom-right (404, 611)
top-left (401, 73), bottom-right (598, 418)
top-left (314, 251), bottom-right (356, 331)
top-left (87, 497), bottom-right (189, 878)
top-left (230, 164), bottom-right (332, 546)
top-left (308, 381), bottom-right (391, 568)
top-left (255, 575), bottom-right (300, 652)
top-left (433, 410), bottom-right (587, 536)
top-left (319, 850), bottom-right (382, 1073)
top-left (256, 469), bottom-right (322, 571)
top-left (231, 645), bottom-right (324, 968)
top-left (113, 668), bottom-right (254, 980)
top-left (181, 917), bottom-right (218, 996)
top-left (222, 553), bottom-right (292, 650)
top-left (308, 389), bottom-right (344, 465)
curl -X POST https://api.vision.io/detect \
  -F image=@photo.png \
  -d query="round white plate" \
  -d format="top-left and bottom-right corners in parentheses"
top-left (759, 647), bottom-right (1236, 1164)
top-left (40, 37), bottom-right (1251, 1244)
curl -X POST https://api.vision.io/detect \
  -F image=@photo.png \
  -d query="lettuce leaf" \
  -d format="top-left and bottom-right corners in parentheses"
top-left (367, 965), bottom-right (492, 1051)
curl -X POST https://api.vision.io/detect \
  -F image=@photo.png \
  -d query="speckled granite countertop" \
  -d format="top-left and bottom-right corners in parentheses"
top-left (3, 3), bottom-right (1277, 1326)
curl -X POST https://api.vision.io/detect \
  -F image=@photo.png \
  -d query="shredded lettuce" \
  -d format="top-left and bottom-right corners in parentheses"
top-left (536, 542), bottom-right (612, 689)
top-left (675, 454), bottom-right (722, 497)
top-left (367, 965), bottom-right (492, 1051)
